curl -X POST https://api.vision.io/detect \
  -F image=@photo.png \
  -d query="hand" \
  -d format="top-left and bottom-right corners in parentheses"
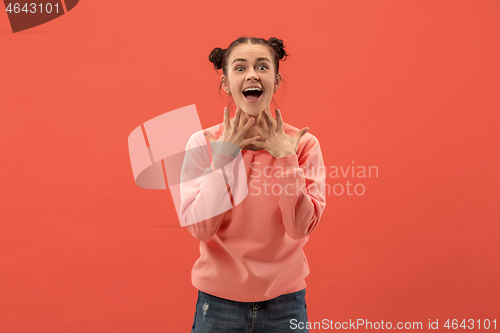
top-left (250, 109), bottom-right (309, 158)
top-left (204, 107), bottom-right (260, 156)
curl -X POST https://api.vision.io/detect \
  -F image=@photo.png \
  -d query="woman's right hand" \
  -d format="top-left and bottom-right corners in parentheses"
top-left (204, 107), bottom-right (260, 156)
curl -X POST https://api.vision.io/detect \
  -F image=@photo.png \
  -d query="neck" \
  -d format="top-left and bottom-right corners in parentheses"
top-left (232, 109), bottom-right (277, 138)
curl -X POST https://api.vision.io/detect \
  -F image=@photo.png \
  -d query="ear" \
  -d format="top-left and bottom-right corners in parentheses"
top-left (221, 75), bottom-right (229, 92)
top-left (275, 72), bottom-right (282, 91)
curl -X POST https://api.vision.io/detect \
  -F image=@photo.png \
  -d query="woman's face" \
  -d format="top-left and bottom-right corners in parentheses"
top-left (222, 44), bottom-right (281, 116)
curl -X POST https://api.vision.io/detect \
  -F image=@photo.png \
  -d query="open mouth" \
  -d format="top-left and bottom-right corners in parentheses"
top-left (242, 88), bottom-right (263, 102)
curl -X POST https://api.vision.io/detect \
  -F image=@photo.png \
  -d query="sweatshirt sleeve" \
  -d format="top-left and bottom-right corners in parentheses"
top-left (275, 135), bottom-right (327, 240)
top-left (179, 132), bottom-right (239, 242)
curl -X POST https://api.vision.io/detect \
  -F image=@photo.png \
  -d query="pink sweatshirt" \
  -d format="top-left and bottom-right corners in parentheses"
top-left (180, 120), bottom-right (326, 302)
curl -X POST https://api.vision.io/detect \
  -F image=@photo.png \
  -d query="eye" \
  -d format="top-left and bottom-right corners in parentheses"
top-left (234, 64), bottom-right (267, 72)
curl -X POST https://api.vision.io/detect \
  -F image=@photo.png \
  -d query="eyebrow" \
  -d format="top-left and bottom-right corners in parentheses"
top-left (232, 57), bottom-right (271, 65)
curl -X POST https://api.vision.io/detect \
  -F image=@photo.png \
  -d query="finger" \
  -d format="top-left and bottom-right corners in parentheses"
top-left (237, 107), bottom-right (249, 133)
top-left (223, 107), bottom-right (231, 131)
top-left (276, 109), bottom-right (284, 133)
top-left (204, 131), bottom-right (216, 142)
top-left (241, 135), bottom-right (261, 147)
top-left (241, 116), bottom-right (255, 134)
top-left (252, 123), bottom-right (270, 140)
top-left (262, 109), bottom-right (274, 132)
top-left (296, 127), bottom-right (310, 141)
top-left (232, 107), bottom-right (241, 134)
top-left (250, 137), bottom-right (267, 148)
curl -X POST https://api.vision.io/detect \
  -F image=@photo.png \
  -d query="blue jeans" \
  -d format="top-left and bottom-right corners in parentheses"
top-left (190, 288), bottom-right (309, 333)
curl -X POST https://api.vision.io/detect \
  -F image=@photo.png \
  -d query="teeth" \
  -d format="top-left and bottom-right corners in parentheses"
top-left (243, 87), bottom-right (262, 92)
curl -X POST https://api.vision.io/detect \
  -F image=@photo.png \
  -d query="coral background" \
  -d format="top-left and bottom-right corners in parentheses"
top-left (1, 0), bottom-right (499, 331)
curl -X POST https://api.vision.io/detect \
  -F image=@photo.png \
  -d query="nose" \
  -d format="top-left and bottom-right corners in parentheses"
top-left (246, 68), bottom-right (259, 81)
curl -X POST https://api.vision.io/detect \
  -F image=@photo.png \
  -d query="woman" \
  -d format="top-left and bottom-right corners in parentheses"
top-left (180, 36), bottom-right (326, 333)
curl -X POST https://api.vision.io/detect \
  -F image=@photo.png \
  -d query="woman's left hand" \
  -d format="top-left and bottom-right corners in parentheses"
top-left (250, 109), bottom-right (310, 158)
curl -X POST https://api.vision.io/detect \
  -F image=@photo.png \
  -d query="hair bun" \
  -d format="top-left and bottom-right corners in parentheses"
top-left (267, 37), bottom-right (288, 61)
top-left (208, 47), bottom-right (225, 70)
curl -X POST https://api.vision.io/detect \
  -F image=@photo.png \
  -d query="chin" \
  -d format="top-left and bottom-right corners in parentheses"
top-left (238, 100), bottom-right (270, 116)
top-left (242, 108), bottom-right (262, 116)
